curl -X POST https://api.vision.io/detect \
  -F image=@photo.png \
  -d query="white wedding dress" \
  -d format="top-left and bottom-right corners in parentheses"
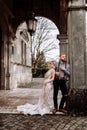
top-left (17, 68), bottom-right (55, 116)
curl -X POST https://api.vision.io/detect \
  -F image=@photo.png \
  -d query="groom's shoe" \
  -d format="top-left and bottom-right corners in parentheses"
top-left (52, 109), bottom-right (58, 114)
top-left (59, 109), bottom-right (68, 113)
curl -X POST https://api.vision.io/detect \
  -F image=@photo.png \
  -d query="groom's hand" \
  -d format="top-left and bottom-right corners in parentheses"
top-left (55, 72), bottom-right (60, 78)
top-left (60, 66), bottom-right (65, 71)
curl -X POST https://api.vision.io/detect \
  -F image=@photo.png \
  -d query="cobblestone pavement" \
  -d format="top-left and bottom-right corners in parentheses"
top-left (0, 114), bottom-right (87, 130)
top-left (0, 78), bottom-right (87, 130)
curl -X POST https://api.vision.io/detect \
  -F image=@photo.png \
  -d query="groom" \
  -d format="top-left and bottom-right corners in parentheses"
top-left (52, 54), bottom-right (70, 114)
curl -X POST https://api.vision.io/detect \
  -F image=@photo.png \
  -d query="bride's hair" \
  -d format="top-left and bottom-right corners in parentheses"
top-left (49, 61), bottom-right (55, 68)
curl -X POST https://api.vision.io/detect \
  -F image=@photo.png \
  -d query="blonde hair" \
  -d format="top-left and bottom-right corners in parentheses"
top-left (48, 61), bottom-right (55, 68)
top-left (50, 61), bottom-right (55, 65)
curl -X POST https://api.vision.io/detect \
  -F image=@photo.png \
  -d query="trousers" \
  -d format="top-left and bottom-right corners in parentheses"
top-left (53, 78), bottom-right (68, 110)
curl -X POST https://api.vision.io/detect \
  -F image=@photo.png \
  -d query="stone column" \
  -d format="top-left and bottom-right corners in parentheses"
top-left (57, 34), bottom-right (69, 61)
top-left (67, 0), bottom-right (87, 115)
top-left (6, 38), bottom-right (10, 90)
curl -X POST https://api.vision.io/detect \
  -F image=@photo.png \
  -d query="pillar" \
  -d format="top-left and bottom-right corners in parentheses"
top-left (57, 34), bottom-right (69, 61)
top-left (67, 0), bottom-right (87, 115)
top-left (6, 39), bottom-right (10, 90)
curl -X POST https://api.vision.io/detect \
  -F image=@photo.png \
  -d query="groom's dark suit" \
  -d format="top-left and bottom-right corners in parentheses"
top-left (53, 61), bottom-right (70, 111)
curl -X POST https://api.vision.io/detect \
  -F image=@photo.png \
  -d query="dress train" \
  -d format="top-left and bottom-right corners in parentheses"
top-left (17, 69), bottom-right (55, 115)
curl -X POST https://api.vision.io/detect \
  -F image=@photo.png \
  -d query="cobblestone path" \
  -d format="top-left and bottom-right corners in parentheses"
top-left (0, 114), bottom-right (87, 130)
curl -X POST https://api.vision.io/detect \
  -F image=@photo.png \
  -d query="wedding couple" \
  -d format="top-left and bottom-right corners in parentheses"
top-left (17, 54), bottom-right (70, 115)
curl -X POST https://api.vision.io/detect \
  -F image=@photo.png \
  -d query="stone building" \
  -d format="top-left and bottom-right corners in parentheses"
top-left (0, 1), bottom-right (32, 90)
top-left (0, 0), bottom-right (87, 114)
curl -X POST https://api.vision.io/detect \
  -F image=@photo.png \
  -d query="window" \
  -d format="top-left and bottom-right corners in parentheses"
top-left (21, 40), bottom-right (26, 65)
top-left (11, 46), bottom-right (14, 54)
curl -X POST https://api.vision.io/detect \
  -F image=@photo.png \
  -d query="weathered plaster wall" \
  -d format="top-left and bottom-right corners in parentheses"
top-left (9, 31), bottom-right (32, 89)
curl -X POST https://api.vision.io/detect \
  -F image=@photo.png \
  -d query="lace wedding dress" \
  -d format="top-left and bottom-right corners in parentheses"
top-left (17, 68), bottom-right (55, 116)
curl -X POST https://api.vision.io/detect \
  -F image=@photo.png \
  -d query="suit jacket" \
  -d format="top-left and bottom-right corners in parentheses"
top-left (55, 61), bottom-right (70, 80)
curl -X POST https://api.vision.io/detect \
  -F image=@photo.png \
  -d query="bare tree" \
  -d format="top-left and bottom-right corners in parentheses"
top-left (32, 16), bottom-right (59, 67)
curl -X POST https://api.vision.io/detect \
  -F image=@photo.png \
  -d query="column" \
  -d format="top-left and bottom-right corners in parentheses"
top-left (57, 34), bottom-right (69, 61)
top-left (67, 0), bottom-right (87, 115)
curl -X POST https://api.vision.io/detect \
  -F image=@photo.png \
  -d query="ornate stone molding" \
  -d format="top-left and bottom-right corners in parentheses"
top-left (68, 6), bottom-right (86, 11)
top-left (57, 34), bottom-right (68, 44)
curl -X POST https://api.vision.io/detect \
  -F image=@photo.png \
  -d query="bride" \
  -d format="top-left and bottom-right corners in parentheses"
top-left (17, 61), bottom-right (55, 116)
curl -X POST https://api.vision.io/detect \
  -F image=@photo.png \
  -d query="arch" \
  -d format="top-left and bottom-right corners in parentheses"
top-left (11, 0), bottom-right (68, 34)
top-left (15, 16), bottom-right (60, 62)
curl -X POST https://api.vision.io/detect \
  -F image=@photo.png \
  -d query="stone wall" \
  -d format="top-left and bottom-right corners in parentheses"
top-left (10, 63), bottom-right (32, 89)
top-left (9, 27), bottom-right (32, 89)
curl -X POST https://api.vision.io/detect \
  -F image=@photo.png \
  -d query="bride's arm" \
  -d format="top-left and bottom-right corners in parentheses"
top-left (46, 69), bottom-right (55, 83)
top-left (49, 69), bottom-right (55, 82)
top-left (50, 69), bottom-right (55, 81)
top-left (43, 69), bottom-right (55, 86)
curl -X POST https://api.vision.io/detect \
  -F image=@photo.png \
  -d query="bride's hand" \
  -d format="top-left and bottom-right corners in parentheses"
top-left (55, 72), bottom-right (60, 78)
top-left (43, 80), bottom-right (49, 86)
top-left (44, 74), bottom-right (48, 78)
top-left (44, 82), bottom-right (47, 86)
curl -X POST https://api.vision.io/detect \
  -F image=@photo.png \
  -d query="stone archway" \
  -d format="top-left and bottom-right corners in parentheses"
top-left (9, 14), bottom-right (60, 89)
top-left (0, 0), bottom-right (69, 90)
top-left (11, 0), bottom-right (68, 61)
top-left (12, 0), bottom-right (68, 35)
